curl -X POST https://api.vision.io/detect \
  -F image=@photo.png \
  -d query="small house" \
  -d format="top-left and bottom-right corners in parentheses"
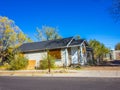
top-left (19, 37), bottom-right (93, 69)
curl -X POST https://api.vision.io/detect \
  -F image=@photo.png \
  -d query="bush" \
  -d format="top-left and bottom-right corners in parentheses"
top-left (9, 55), bottom-right (28, 70)
top-left (39, 55), bottom-right (55, 70)
top-left (0, 62), bottom-right (10, 70)
top-left (88, 60), bottom-right (94, 66)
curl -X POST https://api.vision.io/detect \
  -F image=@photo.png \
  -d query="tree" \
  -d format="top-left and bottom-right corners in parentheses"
top-left (89, 39), bottom-right (110, 63)
top-left (9, 53), bottom-right (28, 70)
top-left (35, 26), bottom-right (62, 41)
top-left (0, 16), bottom-right (32, 64)
top-left (115, 43), bottom-right (120, 50)
top-left (75, 35), bottom-right (81, 39)
top-left (39, 54), bottom-right (55, 70)
top-left (110, 0), bottom-right (120, 22)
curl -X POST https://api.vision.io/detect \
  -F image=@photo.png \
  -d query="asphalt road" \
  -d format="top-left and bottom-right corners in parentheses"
top-left (0, 77), bottom-right (120, 90)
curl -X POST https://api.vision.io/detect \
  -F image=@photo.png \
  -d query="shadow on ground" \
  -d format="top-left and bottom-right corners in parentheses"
top-left (98, 60), bottom-right (120, 66)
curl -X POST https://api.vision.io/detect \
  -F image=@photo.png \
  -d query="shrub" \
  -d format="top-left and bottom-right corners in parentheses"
top-left (39, 55), bottom-right (55, 70)
top-left (0, 62), bottom-right (10, 70)
top-left (88, 60), bottom-right (94, 66)
top-left (9, 55), bottom-right (28, 70)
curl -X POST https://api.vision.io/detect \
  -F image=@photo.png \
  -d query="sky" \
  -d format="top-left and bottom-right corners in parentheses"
top-left (0, 0), bottom-right (120, 49)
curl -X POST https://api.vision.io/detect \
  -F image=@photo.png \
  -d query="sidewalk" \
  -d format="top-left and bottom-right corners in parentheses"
top-left (0, 70), bottom-right (120, 77)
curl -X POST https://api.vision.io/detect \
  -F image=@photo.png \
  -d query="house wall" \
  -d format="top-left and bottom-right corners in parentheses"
top-left (24, 51), bottom-right (47, 68)
top-left (80, 43), bottom-right (88, 65)
top-left (71, 47), bottom-right (79, 64)
top-left (51, 49), bottom-right (64, 67)
top-left (24, 49), bottom-right (66, 68)
top-left (61, 48), bottom-right (68, 66)
top-left (113, 50), bottom-right (120, 60)
top-left (48, 49), bottom-right (63, 66)
top-left (70, 43), bottom-right (89, 66)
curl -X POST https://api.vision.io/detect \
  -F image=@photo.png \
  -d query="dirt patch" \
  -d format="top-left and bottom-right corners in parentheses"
top-left (81, 66), bottom-right (120, 70)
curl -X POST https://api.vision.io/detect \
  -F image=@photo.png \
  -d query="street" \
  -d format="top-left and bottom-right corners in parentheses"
top-left (0, 77), bottom-right (120, 90)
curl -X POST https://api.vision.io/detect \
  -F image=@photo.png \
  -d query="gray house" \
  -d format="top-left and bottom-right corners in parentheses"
top-left (19, 37), bottom-right (93, 69)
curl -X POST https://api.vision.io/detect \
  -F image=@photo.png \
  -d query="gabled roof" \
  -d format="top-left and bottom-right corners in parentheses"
top-left (19, 37), bottom-right (87, 53)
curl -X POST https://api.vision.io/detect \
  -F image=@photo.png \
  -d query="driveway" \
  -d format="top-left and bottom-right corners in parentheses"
top-left (0, 77), bottom-right (120, 90)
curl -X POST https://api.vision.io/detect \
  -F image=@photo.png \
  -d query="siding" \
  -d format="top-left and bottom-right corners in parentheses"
top-left (113, 50), bottom-right (120, 60)
top-left (25, 51), bottom-right (47, 67)
top-left (71, 47), bottom-right (78, 64)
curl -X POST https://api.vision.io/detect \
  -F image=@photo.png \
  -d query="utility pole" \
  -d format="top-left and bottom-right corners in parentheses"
top-left (47, 50), bottom-right (51, 73)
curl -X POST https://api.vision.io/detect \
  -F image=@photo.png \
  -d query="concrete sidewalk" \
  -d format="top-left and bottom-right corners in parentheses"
top-left (0, 70), bottom-right (120, 77)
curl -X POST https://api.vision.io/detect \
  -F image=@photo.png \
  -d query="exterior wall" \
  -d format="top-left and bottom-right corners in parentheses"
top-left (68, 48), bottom-right (72, 65)
top-left (103, 53), bottom-right (112, 61)
top-left (113, 50), bottom-right (120, 60)
top-left (54, 49), bottom-right (64, 67)
top-left (69, 44), bottom-right (88, 66)
top-left (80, 43), bottom-right (87, 65)
top-left (49, 49), bottom-right (63, 67)
top-left (61, 48), bottom-right (66, 66)
top-left (24, 50), bottom-right (66, 67)
top-left (55, 60), bottom-right (63, 67)
top-left (61, 48), bottom-right (69, 66)
top-left (24, 51), bottom-right (47, 67)
top-left (71, 47), bottom-right (79, 64)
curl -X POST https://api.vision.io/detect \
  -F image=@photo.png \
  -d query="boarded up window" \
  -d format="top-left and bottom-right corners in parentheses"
top-left (48, 49), bottom-right (61, 59)
top-left (27, 60), bottom-right (36, 69)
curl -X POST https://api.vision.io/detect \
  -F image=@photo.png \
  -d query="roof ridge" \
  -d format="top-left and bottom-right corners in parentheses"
top-left (23, 37), bottom-right (73, 44)
top-left (19, 37), bottom-right (87, 53)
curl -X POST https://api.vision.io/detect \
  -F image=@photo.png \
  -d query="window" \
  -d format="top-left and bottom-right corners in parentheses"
top-left (48, 49), bottom-right (61, 59)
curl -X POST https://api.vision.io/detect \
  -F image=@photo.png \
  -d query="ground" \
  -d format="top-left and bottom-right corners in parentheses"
top-left (80, 60), bottom-right (120, 70)
top-left (81, 66), bottom-right (120, 70)
top-left (0, 77), bottom-right (120, 90)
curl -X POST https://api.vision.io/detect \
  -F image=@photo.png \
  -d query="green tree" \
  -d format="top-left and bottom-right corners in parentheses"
top-left (89, 39), bottom-right (110, 63)
top-left (9, 53), bottom-right (28, 70)
top-left (39, 54), bottom-right (55, 70)
top-left (0, 16), bottom-right (32, 64)
top-left (75, 35), bottom-right (81, 39)
top-left (115, 43), bottom-right (120, 50)
top-left (35, 26), bottom-right (62, 41)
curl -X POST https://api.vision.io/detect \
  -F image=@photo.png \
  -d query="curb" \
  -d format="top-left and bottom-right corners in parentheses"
top-left (0, 70), bottom-right (120, 77)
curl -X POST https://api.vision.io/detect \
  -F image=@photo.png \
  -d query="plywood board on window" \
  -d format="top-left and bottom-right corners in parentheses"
top-left (48, 49), bottom-right (61, 59)
top-left (27, 60), bottom-right (36, 69)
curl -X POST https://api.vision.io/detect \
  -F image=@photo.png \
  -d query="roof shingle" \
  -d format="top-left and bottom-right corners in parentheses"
top-left (19, 37), bottom-right (86, 53)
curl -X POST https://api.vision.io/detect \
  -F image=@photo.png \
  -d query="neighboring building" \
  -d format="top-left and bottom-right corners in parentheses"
top-left (112, 50), bottom-right (120, 60)
top-left (19, 37), bottom-right (93, 69)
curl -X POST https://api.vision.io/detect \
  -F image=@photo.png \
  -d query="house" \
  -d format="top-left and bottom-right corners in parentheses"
top-left (112, 50), bottom-right (120, 60)
top-left (19, 37), bottom-right (93, 69)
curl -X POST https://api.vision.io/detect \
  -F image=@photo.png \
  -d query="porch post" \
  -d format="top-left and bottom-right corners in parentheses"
top-left (65, 48), bottom-right (69, 67)
top-left (80, 45), bottom-right (84, 65)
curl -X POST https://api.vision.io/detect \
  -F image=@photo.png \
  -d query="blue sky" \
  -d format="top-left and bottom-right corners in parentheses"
top-left (0, 0), bottom-right (120, 49)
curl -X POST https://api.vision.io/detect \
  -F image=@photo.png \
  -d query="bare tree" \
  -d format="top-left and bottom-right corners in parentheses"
top-left (115, 43), bottom-right (120, 50)
top-left (35, 26), bottom-right (62, 41)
